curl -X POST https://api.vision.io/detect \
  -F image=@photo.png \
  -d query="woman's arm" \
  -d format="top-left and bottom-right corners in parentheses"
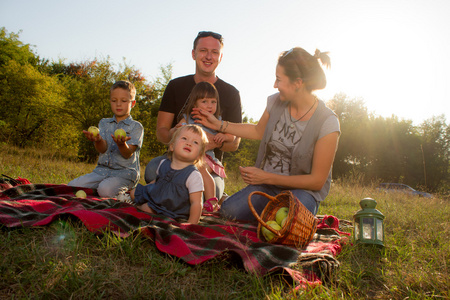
top-left (240, 131), bottom-right (340, 190)
top-left (192, 108), bottom-right (270, 141)
top-left (187, 191), bottom-right (203, 224)
top-left (218, 137), bottom-right (240, 152)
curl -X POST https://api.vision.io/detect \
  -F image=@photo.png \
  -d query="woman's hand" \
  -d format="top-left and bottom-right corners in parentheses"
top-left (191, 108), bottom-right (221, 131)
top-left (239, 166), bottom-right (269, 185)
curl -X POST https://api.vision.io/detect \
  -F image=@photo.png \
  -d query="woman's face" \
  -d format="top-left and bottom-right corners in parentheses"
top-left (274, 64), bottom-right (297, 101)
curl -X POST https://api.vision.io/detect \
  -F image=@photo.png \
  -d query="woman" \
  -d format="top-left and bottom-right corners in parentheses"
top-left (192, 47), bottom-right (340, 223)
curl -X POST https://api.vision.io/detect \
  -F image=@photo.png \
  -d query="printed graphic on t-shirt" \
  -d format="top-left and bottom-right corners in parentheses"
top-left (262, 109), bottom-right (305, 175)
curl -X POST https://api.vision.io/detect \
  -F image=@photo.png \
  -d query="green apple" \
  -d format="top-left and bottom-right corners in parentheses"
top-left (261, 220), bottom-right (281, 241)
top-left (275, 207), bottom-right (289, 226)
top-left (75, 190), bottom-right (87, 198)
top-left (114, 128), bottom-right (126, 139)
top-left (88, 126), bottom-right (99, 137)
top-left (281, 216), bottom-right (288, 228)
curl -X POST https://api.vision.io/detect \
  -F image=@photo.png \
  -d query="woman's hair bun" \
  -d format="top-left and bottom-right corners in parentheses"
top-left (314, 49), bottom-right (331, 69)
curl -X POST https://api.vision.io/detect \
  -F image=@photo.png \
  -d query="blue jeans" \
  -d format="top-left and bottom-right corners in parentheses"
top-left (220, 184), bottom-right (319, 224)
top-left (68, 172), bottom-right (134, 198)
top-left (144, 154), bottom-right (225, 199)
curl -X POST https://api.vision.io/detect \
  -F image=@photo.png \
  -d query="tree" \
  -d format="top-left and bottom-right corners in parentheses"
top-left (0, 27), bottom-right (39, 67)
top-left (418, 115), bottom-right (450, 190)
top-left (132, 64), bottom-right (172, 162)
top-left (327, 94), bottom-right (428, 189)
top-left (365, 116), bottom-right (422, 186)
top-left (0, 60), bottom-right (65, 147)
top-left (327, 93), bottom-right (371, 179)
top-left (49, 57), bottom-right (169, 162)
top-left (222, 114), bottom-right (259, 172)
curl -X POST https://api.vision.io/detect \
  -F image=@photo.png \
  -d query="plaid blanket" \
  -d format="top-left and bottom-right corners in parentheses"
top-left (0, 183), bottom-right (350, 290)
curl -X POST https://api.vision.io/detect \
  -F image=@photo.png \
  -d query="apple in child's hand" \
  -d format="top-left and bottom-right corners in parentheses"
top-left (114, 128), bottom-right (126, 139)
top-left (275, 207), bottom-right (289, 226)
top-left (75, 190), bottom-right (87, 198)
top-left (88, 126), bottom-right (99, 137)
top-left (261, 220), bottom-right (281, 242)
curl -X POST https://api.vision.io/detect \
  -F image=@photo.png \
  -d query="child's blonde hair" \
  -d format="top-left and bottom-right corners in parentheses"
top-left (178, 81), bottom-right (220, 122)
top-left (167, 125), bottom-right (208, 167)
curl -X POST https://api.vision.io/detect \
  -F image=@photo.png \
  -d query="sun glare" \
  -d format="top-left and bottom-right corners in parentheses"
top-left (312, 2), bottom-right (448, 124)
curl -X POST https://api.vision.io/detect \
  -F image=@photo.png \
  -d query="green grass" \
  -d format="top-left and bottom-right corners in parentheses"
top-left (1, 144), bottom-right (449, 299)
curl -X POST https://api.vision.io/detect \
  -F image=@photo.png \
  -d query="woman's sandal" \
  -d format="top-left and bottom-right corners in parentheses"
top-left (203, 197), bottom-right (220, 212)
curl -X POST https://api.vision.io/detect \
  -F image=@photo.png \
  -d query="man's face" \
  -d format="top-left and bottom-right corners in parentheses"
top-left (192, 36), bottom-right (223, 76)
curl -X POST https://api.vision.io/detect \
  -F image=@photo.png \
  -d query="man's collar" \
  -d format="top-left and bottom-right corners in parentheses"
top-left (193, 73), bottom-right (218, 84)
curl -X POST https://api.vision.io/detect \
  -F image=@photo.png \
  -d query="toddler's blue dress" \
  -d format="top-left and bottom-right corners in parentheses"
top-left (134, 159), bottom-right (198, 219)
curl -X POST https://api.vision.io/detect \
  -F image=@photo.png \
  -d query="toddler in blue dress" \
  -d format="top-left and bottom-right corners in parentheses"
top-left (130, 125), bottom-right (208, 224)
top-left (177, 82), bottom-right (235, 212)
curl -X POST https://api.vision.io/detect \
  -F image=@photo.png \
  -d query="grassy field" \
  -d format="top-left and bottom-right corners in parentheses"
top-left (1, 144), bottom-right (449, 299)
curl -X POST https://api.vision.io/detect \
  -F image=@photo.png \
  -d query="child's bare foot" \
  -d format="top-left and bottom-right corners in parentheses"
top-left (203, 197), bottom-right (220, 213)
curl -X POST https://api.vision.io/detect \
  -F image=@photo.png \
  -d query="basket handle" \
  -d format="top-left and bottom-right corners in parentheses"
top-left (248, 191), bottom-right (282, 238)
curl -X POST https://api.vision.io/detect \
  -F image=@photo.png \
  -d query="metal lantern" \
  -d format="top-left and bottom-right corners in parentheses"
top-left (353, 198), bottom-right (385, 247)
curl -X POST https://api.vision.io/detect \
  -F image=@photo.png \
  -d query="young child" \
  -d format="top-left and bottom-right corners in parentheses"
top-left (178, 81), bottom-right (235, 212)
top-left (130, 125), bottom-right (207, 224)
top-left (68, 80), bottom-right (144, 198)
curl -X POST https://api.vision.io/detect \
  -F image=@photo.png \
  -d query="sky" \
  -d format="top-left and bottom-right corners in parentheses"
top-left (1, 0), bottom-right (449, 125)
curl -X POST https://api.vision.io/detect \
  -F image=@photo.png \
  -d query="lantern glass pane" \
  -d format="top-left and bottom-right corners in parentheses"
top-left (362, 218), bottom-right (374, 240)
top-left (376, 218), bottom-right (383, 241)
top-left (354, 220), bottom-right (360, 240)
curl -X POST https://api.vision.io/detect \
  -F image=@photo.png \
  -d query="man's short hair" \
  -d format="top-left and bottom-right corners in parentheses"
top-left (193, 31), bottom-right (223, 50)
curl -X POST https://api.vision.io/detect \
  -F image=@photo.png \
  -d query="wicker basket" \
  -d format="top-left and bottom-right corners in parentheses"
top-left (248, 190), bottom-right (318, 249)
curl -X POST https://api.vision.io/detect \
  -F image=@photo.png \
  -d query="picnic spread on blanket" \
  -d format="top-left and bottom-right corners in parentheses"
top-left (0, 180), bottom-right (351, 290)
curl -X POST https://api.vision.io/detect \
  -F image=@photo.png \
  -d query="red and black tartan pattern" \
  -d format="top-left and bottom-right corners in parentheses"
top-left (0, 183), bottom-right (348, 289)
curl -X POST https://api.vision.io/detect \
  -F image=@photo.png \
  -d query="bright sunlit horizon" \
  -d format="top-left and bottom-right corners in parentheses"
top-left (1, 0), bottom-right (449, 125)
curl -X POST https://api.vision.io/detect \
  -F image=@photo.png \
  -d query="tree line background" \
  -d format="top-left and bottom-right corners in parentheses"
top-left (1, 28), bottom-right (449, 195)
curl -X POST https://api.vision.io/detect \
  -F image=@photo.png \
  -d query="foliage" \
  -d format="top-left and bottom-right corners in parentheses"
top-left (221, 114), bottom-right (258, 172)
top-left (223, 138), bottom-right (260, 172)
top-left (133, 64), bottom-right (173, 164)
top-left (0, 27), bottom-right (39, 67)
top-left (418, 115), bottom-right (450, 190)
top-left (0, 60), bottom-right (66, 147)
top-left (328, 93), bottom-right (450, 192)
top-left (50, 58), bottom-right (171, 163)
top-left (328, 93), bottom-right (371, 178)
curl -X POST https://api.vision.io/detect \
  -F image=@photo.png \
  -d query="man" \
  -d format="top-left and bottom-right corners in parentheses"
top-left (145, 31), bottom-right (242, 200)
